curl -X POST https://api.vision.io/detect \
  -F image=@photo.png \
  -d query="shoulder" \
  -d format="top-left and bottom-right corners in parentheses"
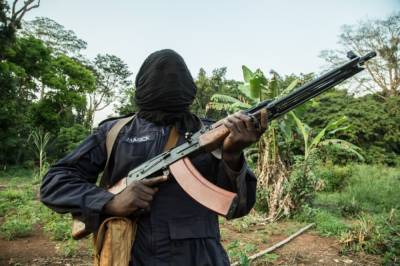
top-left (98, 112), bottom-right (136, 127)
top-left (95, 113), bottom-right (136, 134)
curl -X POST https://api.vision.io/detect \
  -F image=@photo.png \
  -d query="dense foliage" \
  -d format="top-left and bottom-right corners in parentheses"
top-left (303, 90), bottom-right (400, 165)
top-left (0, 2), bottom-right (131, 165)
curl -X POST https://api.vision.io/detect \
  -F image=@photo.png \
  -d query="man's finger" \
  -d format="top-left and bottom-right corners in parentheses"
top-left (242, 114), bottom-right (257, 131)
top-left (134, 198), bottom-right (150, 209)
top-left (141, 175), bottom-right (168, 187)
top-left (137, 191), bottom-right (153, 201)
top-left (135, 182), bottom-right (158, 195)
top-left (223, 119), bottom-right (239, 134)
top-left (227, 116), bottom-right (246, 133)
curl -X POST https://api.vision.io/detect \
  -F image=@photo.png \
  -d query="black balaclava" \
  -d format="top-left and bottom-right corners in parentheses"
top-left (135, 49), bottom-right (200, 132)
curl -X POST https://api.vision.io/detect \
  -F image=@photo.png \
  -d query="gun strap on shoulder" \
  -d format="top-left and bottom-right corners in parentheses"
top-left (163, 126), bottom-right (179, 151)
top-left (100, 115), bottom-right (136, 187)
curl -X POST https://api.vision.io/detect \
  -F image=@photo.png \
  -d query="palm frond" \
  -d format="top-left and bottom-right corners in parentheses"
top-left (318, 139), bottom-right (364, 161)
top-left (210, 94), bottom-right (242, 104)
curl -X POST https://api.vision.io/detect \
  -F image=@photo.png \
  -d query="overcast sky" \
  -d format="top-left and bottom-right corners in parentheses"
top-left (22, 0), bottom-right (399, 123)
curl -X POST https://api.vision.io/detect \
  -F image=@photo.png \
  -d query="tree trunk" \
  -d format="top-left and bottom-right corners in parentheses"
top-left (257, 132), bottom-right (291, 221)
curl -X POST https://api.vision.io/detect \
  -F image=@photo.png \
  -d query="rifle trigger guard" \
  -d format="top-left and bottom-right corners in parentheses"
top-left (163, 169), bottom-right (170, 178)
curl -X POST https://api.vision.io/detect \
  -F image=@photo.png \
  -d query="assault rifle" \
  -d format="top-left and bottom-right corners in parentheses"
top-left (72, 51), bottom-right (376, 239)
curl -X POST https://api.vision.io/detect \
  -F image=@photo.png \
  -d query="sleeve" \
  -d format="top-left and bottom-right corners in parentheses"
top-left (40, 123), bottom-right (115, 232)
top-left (213, 151), bottom-right (257, 219)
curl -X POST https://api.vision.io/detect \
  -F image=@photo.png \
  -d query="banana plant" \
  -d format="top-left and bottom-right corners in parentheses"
top-left (208, 65), bottom-right (299, 164)
top-left (290, 112), bottom-right (364, 161)
top-left (209, 66), bottom-right (299, 112)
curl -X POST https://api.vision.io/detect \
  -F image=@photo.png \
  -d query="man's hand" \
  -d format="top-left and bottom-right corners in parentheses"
top-left (222, 111), bottom-right (268, 170)
top-left (103, 175), bottom-right (167, 216)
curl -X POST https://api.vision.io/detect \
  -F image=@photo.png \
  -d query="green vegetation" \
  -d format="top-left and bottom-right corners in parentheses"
top-left (294, 164), bottom-right (400, 264)
top-left (0, 168), bottom-right (84, 256)
top-left (315, 165), bottom-right (400, 215)
top-left (0, 2), bottom-right (399, 264)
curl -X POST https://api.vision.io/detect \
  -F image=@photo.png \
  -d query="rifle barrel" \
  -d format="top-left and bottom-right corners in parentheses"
top-left (245, 51), bottom-right (376, 120)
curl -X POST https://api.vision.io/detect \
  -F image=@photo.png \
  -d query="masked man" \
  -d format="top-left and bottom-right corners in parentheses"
top-left (41, 49), bottom-right (267, 265)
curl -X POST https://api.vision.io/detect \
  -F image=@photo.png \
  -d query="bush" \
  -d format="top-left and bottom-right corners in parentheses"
top-left (51, 124), bottom-right (89, 158)
top-left (314, 163), bottom-right (352, 192)
top-left (285, 156), bottom-right (318, 210)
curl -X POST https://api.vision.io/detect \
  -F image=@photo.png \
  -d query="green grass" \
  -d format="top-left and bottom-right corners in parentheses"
top-left (0, 170), bottom-right (39, 240)
top-left (0, 217), bottom-right (34, 240)
top-left (0, 166), bottom-right (34, 180)
top-left (297, 164), bottom-right (400, 263)
top-left (314, 163), bottom-right (352, 192)
top-left (315, 164), bottom-right (400, 216)
top-left (340, 210), bottom-right (400, 265)
top-left (0, 166), bottom-right (84, 257)
top-left (43, 211), bottom-right (72, 241)
top-left (295, 205), bottom-right (348, 237)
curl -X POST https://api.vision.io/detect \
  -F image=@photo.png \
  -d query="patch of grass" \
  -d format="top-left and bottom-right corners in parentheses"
top-left (0, 166), bottom-right (34, 180)
top-left (43, 212), bottom-right (72, 241)
top-left (226, 240), bottom-right (256, 264)
top-left (55, 238), bottom-right (81, 257)
top-left (300, 164), bottom-right (400, 262)
top-left (255, 253), bottom-right (279, 265)
top-left (315, 164), bottom-right (400, 216)
top-left (295, 206), bottom-right (348, 237)
top-left (229, 214), bottom-right (258, 233)
top-left (0, 216), bottom-right (34, 240)
top-left (0, 166), bottom-right (91, 258)
top-left (340, 210), bottom-right (400, 265)
top-left (314, 210), bottom-right (349, 237)
top-left (226, 240), bottom-right (241, 261)
top-left (0, 189), bottom-right (29, 216)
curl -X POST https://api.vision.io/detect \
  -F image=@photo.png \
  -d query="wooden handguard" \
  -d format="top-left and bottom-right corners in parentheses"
top-left (199, 122), bottom-right (230, 152)
top-left (169, 157), bottom-right (238, 219)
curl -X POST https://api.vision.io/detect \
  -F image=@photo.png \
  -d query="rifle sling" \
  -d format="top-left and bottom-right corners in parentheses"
top-left (100, 115), bottom-right (136, 188)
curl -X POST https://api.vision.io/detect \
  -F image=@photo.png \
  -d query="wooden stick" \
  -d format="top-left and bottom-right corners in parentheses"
top-left (230, 223), bottom-right (315, 266)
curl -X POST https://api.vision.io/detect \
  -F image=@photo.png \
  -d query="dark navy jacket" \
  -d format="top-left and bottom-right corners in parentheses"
top-left (40, 117), bottom-right (257, 265)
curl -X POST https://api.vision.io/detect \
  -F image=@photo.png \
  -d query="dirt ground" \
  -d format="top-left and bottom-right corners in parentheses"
top-left (0, 225), bottom-right (381, 266)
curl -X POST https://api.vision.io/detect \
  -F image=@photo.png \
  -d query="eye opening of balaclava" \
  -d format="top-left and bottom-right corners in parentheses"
top-left (134, 49), bottom-right (200, 132)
